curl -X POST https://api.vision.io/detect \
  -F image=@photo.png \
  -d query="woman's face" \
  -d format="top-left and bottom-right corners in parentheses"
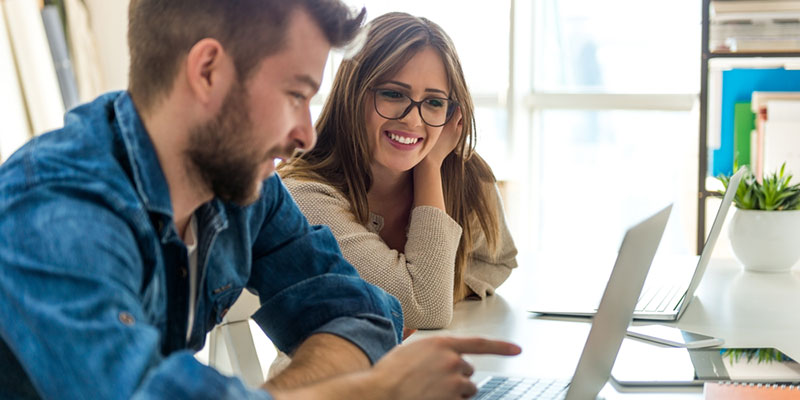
top-left (365, 47), bottom-right (450, 175)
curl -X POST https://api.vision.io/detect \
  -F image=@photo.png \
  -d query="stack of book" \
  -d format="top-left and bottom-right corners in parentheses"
top-left (710, 0), bottom-right (800, 53)
top-left (705, 381), bottom-right (800, 399)
top-left (710, 68), bottom-right (800, 178)
top-left (722, 90), bottom-right (800, 180)
top-left (751, 92), bottom-right (800, 179)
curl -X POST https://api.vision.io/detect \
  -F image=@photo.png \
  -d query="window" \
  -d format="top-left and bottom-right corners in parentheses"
top-left (536, 110), bottom-right (697, 255)
top-left (522, 0), bottom-right (701, 256)
top-left (534, 0), bottom-right (699, 93)
top-left (313, 1), bottom-right (702, 258)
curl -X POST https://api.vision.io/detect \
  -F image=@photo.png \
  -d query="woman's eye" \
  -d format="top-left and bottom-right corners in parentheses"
top-left (377, 89), bottom-right (404, 99)
top-left (425, 98), bottom-right (445, 108)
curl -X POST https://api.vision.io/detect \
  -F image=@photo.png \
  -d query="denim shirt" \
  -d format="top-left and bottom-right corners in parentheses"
top-left (0, 92), bottom-right (403, 399)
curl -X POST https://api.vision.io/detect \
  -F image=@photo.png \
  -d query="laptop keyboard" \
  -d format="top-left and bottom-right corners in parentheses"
top-left (473, 376), bottom-right (570, 400)
top-left (635, 284), bottom-right (683, 313)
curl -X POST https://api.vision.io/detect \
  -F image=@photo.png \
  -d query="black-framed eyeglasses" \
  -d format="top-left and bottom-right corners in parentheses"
top-left (370, 88), bottom-right (458, 127)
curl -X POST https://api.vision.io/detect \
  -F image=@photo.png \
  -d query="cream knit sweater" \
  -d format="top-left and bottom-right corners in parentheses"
top-left (282, 176), bottom-right (518, 329)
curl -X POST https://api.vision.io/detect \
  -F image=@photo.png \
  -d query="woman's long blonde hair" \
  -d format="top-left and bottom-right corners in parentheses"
top-left (280, 12), bottom-right (499, 301)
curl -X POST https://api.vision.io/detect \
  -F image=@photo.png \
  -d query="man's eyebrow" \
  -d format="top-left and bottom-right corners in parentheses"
top-left (294, 74), bottom-right (320, 92)
top-left (384, 80), bottom-right (448, 96)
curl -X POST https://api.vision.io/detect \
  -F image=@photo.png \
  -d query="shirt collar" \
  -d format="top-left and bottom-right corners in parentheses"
top-left (114, 92), bottom-right (173, 217)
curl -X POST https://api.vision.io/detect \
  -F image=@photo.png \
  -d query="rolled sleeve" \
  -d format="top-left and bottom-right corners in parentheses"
top-left (250, 270), bottom-right (403, 359)
top-left (311, 314), bottom-right (400, 364)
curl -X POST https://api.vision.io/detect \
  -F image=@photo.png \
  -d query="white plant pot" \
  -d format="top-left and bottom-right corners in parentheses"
top-left (728, 208), bottom-right (800, 272)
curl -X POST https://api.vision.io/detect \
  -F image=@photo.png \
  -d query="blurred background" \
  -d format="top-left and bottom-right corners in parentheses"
top-left (0, 0), bottom-right (709, 260)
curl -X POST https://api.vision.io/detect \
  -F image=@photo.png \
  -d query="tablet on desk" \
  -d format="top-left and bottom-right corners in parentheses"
top-left (611, 339), bottom-right (800, 387)
top-left (626, 325), bottom-right (724, 349)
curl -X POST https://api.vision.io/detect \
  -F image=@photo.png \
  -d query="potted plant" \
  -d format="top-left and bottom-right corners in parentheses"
top-left (722, 347), bottom-right (792, 365)
top-left (718, 163), bottom-right (800, 272)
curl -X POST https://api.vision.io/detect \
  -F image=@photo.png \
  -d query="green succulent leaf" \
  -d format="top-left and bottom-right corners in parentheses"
top-left (717, 163), bottom-right (800, 211)
top-left (722, 348), bottom-right (791, 365)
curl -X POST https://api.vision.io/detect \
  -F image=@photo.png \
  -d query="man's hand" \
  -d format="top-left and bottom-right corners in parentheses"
top-left (372, 336), bottom-right (521, 400)
top-left (263, 333), bottom-right (370, 392)
top-left (270, 336), bottom-right (520, 400)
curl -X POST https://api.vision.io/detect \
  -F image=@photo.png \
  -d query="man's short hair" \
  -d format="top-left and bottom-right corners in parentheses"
top-left (127, 0), bottom-right (365, 113)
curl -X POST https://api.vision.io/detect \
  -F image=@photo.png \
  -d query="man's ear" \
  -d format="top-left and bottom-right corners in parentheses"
top-left (184, 38), bottom-right (235, 108)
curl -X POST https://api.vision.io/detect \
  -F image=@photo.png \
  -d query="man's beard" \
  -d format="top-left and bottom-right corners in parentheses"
top-left (185, 82), bottom-right (265, 206)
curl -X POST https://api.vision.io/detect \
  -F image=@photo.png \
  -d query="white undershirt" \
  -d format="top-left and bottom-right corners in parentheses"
top-left (182, 216), bottom-right (199, 342)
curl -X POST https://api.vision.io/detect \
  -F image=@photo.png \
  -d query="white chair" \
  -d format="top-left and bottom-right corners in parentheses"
top-left (207, 290), bottom-right (269, 387)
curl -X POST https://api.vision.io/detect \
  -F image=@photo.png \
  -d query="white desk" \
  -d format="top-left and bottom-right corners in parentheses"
top-left (407, 254), bottom-right (800, 399)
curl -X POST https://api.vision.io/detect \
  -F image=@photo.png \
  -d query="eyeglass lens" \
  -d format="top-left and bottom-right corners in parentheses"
top-left (373, 89), bottom-right (454, 127)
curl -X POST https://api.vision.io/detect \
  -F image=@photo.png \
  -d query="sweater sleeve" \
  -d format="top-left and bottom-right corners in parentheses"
top-left (464, 183), bottom-right (518, 299)
top-left (283, 178), bottom-right (462, 329)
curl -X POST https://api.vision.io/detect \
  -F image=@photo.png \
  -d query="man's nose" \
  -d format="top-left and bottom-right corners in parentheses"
top-left (289, 113), bottom-right (317, 152)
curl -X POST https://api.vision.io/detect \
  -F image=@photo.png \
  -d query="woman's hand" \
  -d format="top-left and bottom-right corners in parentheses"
top-left (413, 107), bottom-right (461, 211)
top-left (420, 107), bottom-right (462, 169)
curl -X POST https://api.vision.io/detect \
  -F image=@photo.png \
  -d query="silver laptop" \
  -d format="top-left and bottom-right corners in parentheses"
top-left (473, 205), bottom-right (672, 400)
top-left (528, 168), bottom-right (745, 321)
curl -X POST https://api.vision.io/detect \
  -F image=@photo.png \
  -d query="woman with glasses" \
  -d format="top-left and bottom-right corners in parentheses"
top-left (279, 12), bottom-right (517, 330)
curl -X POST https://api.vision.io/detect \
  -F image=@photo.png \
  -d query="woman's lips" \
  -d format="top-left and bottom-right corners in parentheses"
top-left (384, 130), bottom-right (423, 149)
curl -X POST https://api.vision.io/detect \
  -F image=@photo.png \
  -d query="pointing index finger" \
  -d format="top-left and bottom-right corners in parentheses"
top-left (446, 337), bottom-right (521, 356)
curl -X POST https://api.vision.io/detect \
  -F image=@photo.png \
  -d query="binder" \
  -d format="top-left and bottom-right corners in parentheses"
top-left (41, 4), bottom-right (80, 111)
top-left (749, 94), bottom-right (800, 178)
top-left (763, 100), bottom-right (800, 179)
top-left (704, 381), bottom-right (800, 399)
top-left (715, 69), bottom-right (800, 177)
top-left (0, 0), bottom-right (32, 162)
top-left (733, 102), bottom-right (754, 168)
top-left (2, 0), bottom-right (65, 135)
top-left (63, 0), bottom-right (105, 101)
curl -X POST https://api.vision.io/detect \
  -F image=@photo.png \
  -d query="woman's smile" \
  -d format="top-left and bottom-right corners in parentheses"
top-left (384, 130), bottom-right (423, 150)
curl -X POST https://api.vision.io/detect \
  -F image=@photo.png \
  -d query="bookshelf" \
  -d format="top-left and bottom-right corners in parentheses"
top-left (697, 0), bottom-right (800, 253)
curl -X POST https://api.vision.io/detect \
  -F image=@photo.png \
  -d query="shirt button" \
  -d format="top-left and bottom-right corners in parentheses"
top-left (119, 312), bottom-right (135, 326)
top-left (181, 267), bottom-right (187, 278)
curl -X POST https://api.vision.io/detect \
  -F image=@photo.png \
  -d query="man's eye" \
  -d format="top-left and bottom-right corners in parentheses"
top-left (377, 89), bottom-right (404, 99)
top-left (290, 92), bottom-right (307, 102)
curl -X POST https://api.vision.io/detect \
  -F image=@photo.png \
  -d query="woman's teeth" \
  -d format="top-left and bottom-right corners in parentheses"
top-left (388, 133), bottom-right (420, 145)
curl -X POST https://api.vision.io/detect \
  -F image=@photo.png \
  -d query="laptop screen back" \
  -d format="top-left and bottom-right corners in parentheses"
top-left (675, 167), bottom-right (745, 319)
top-left (565, 205), bottom-right (672, 400)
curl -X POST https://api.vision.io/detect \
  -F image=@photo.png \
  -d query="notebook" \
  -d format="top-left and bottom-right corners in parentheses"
top-left (473, 205), bottom-right (672, 400)
top-left (704, 381), bottom-right (800, 399)
top-left (528, 168), bottom-right (746, 321)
